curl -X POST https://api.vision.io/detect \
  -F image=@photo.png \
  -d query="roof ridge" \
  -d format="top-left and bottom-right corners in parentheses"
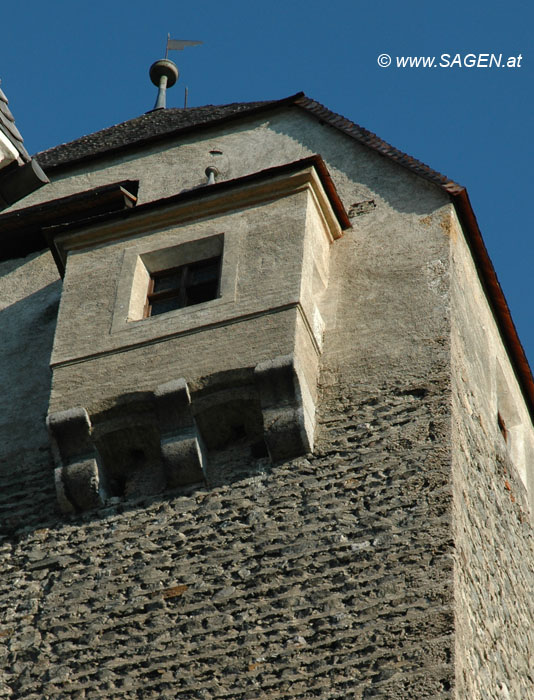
top-left (293, 94), bottom-right (461, 191)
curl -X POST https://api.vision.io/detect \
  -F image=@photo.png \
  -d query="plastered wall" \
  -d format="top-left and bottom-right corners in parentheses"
top-left (450, 207), bottom-right (534, 699)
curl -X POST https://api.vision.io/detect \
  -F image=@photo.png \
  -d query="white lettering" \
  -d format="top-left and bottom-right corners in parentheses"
top-left (464, 54), bottom-right (477, 68)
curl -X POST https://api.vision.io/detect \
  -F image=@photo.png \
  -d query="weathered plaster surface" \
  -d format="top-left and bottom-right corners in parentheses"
top-left (0, 251), bottom-right (59, 452)
top-left (450, 208), bottom-right (534, 699)
top-left (0, 250), bottom-right (60, 553)
top-left (48, 168), bottom-right (337, 419)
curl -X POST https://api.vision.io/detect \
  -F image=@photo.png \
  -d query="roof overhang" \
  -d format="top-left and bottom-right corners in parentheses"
top-left (44, 155), bottom-right (350, 275)
top-left (0, 180), bottom-right (138, 262)
top-left (0, 159), bottom-right (49, 212)
top-left (0, 130), bottom-right (19, 169)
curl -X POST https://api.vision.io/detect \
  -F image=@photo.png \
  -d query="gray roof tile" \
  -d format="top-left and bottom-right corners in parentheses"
top-left (0, 85), bottom-right (29, 161)
top-left (36, 99), bottom-right (280, 170)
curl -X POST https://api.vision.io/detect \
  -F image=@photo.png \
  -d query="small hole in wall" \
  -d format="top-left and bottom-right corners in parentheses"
top-left (230, 424), bottom-right (247, 441)
top-left (250, 440), bottom-right (269, 459)
top-left (498, 412), bottom-right (508, 442)
top-left (129, 448), bottom-right (146, 464)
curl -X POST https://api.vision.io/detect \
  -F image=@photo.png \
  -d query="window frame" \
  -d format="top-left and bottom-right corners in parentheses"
top-left (144, 255), bottom-right (222, 318)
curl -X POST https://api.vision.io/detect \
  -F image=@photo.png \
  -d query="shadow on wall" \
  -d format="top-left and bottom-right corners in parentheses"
top-left (0, 272), bottom-right (61, 534)
top-left (0, 278), bottom-right (60, 459)
top-left (0, 290), bottom-right (281, 535)
top-left (0, 281), bottom-right (61, 459)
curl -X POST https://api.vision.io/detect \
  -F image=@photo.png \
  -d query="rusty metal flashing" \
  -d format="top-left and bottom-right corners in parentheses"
top-left (45, 155), bottom-right (350, 276)
top-left (300, 103), bottom-right (534, 418)
top-left (293, 95), bottom-right (454, 191)
top-left (35, 92), bottom-right (457, 196)
top-left (290, 97), bottom-right (534, 422)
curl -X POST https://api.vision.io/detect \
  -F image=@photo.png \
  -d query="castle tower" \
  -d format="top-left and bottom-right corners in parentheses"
top-left (0, 91), bottom-right (533, 698)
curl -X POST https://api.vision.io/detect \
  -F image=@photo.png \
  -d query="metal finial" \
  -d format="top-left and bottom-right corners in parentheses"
top-left (205, 166), bottom-right (219, 185)
top-left (149, 59), bottom-right (179, 110)
top-left (149, 36), bottom-right (202, 110)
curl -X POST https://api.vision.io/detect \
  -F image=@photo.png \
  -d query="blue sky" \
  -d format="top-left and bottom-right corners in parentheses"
top-left (2, 1), bottom-right (533, 367)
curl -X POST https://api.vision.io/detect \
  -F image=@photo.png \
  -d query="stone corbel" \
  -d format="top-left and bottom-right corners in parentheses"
top-left (47, 407), bottom-right (107, 514)
top-left (154, 378), bottom-right (206, 487)
top-left (254, 355), bottom-right (315, 461)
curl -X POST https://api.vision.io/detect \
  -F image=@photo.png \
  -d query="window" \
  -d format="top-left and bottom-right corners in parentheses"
top-left (145, 256), bottom-right (221, 317)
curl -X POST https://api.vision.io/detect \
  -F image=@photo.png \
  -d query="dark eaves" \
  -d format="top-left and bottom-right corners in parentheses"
top-left (0, 180), bottom-right (138, 263)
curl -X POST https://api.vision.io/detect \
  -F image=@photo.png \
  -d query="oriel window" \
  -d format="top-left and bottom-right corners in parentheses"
top-left (146, 256), bottom-right (221, 317)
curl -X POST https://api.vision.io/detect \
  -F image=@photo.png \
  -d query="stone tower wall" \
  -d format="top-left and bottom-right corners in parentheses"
top-left (0, 108), bottom-right (530, 697)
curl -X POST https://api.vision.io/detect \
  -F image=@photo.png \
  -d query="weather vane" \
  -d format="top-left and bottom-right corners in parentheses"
top-left (165, 34), bottom-right (202, 58)
top-left (149, 35), bottom-right (203, 111)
